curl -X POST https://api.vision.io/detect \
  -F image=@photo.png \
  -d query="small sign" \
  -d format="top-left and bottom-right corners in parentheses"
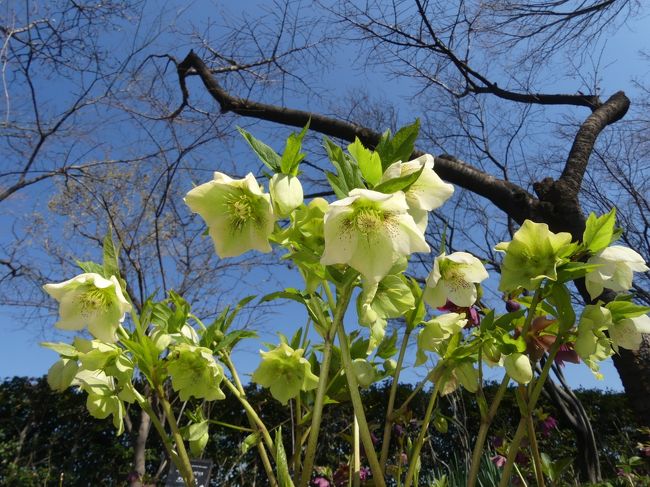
top-left (165, 459), bottom-right (213, 487)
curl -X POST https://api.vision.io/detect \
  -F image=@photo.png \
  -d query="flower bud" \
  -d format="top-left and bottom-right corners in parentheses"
top-left (270, 173), bottom-right (303, 217)
top-left (504, 353), bottom-right (533, 384)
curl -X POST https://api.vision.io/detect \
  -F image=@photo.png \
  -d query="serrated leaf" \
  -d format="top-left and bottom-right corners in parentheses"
top-left (348, 137), bottom-right (382, 186)
top-left (280, 121), bottom-right (309, 174)
top-left (41, 342), bottom-right (78, 357)
top-left (583, 209), bottom-right (616, 254)
top-left (76, 260), bottom-right (104, 275)
top-left (238, 127), bottom-right (282, 172)
top-left (606, 301), bottom-right (650, 321)
top-left (376, 329), bottom-right (399, 359)
top-left (373, 163), bottom-right (424, 194)
top-left (376, 119), bottom-right (420, 170)
top-left (324, 137), bottom-right (364, 192)
top-left (326, 171), bottom-right (349, 199)
top-left (556, 262), bottom-right (602, 283)
top-left (548, 283), bottom-right (575, 331)
top-left (102, 231), bottom-right (120, 279)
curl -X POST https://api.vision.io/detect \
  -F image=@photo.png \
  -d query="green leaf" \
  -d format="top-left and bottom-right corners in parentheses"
top-left (548, 283), bottom-right (575, 331)
top-left (274, 428), bottom-right (295, 487)
top-left (606, 301), bottom-right (650, 321)
top-left (280, 121), bottom-right (310, 174)
top-left (324, 137), bottom-right (364, 194)
top-left (376, 329), bottom-right (399, 359)
top-left (583, 208), bottom-right (616, 254)
top-left (212, 329), bottom-right (258, 353)
top-left (493, 309), bottom-right (526, 330)
top-left (373, 163), bottom-right (424, 194)
top-left (238, 127), bottom-right (282, 172)
top-left (76, 260), bottom-right (104, 275)
top-left (556, 262), bottom-right (602, 283)
top-left (375, 119), bottom-right (420, 170)
top-left (326, 171), bottom-right (349, 199)
top-left (241, 432), bottom-right (260, 454)
top-left (500, 333), bottom-right (526, 354)
top-left (348, 137), bottom-right (382, 186)
top-left (41, 341), bottom-right (78, 357)
top-left (102, 230), bottom-right (120, 279)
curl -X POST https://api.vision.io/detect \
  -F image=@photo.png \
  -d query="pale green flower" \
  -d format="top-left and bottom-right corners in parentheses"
top-left (495, 220), bottom-right (572, 292)
top-left (585, 246), bottom-right (649, 300)
top-left (575, 305), bottom-right (613, 377)
top-left (166, 344), bottom-right (226, 401)
top-left (424, 252), bottom-right (489, 307)
top-left (43, 273), bottom-right (131, 342)
top-left (440, 361), bottom-right (479, 395)
top-left (321, 188), bottom-right (429, 283)
top-left (381, 154), bottom-right (454, 232)
top-left (352, 358), bottom-right (377, 388)
top-left (503, 353), bottom-right (533, 384)
top-left (252, 342), bottom-right (319, 404)
top-left (75, 369), bottom-right (127, 435)
top-left (416, 313), bottom-right (467, 365)
top-left (270, 173), bottom-right (304, 217)
top-left (185, 172), bottom-right (275, 257)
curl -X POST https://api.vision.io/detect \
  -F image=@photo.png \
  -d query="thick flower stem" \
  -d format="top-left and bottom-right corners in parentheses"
top-left (403, 378), bottom-right (443, 487)
top-left (379, 327), bottom-right (412, 472)
top-left (467, 373), bottom-right (510, 487)
top-left (154, 384), bottom-right (195, 487)
top-left (526, 411), bottom-right (546, 487)
top-left (223, 356), bottom-right (278, 487)
top-left (300, 282), bottom-right (354, 487)
top-left (337, 319), bottom-right (387, 487)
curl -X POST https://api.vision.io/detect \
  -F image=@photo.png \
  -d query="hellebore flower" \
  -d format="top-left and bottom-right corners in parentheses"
top-left (166, 343), bottom-right (226, 401)
top-left (585, 245), bottom-right (649, 300)
top-left (496, 220), bottom-right (572, 292)
top-left (43, 273), bottom-right (132, 343)
top-left (252, 342), bottom-right (319, 404)
top-left (504, 353), bottom-right (533, 384)
top-left (540, 415), bottom-right (559, 437)
top-left (575, 305), bottom-right (613, 377)
top-left (269, 173), bottom-right (304, 217)
top-left (416, 312), bottom-right (468, 365)
top-left (185, 172), bottom-right (275, 258)
top-left (321, 188), bottom-right (429, 283)
top-left (609, 314), bottom-right (650, 352)
top-left (381, 154), bottom-right (454, 231)
top-left (424, 252), bottom-right (489, 308)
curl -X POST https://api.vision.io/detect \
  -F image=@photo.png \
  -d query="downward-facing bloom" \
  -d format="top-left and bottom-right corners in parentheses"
top-left (496, 220), bottom-right (572, 292)
top-left (185, 172), bottom-right (274, 258)
top-left (43, 273), bottom-right (131, 342)
top-left (585, 246), bottom-right (649, 300)
top-left (320, 188), bottom-right (429, 283)
top-left (252, 342), bottom-right (319, 404)
top-left (381, 154), bottom-right (454, 231)
top-left (166, 343), bottom-right (226, 401)
top-left (416, 313), bottom-right (467, 365)
top-left (424, 252), bottom-right (489, 308)
top-left (269, 173), bottom-right (304, 217)
top-left (609, 314), bottom-right (650, 352)
top-left (503, 353), bottom-right (533, 384)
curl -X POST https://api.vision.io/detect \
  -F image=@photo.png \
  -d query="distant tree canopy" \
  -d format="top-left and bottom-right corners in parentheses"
top-left (1, 377), bottom-right (646, 486)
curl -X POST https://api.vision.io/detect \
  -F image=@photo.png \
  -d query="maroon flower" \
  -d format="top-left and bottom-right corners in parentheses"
top-left (311, 476), bottom-right (331, 487)
top-left (555, 343), bottom-right (580, 367)
top-left (491, 454), bottom-right (507, 468)
top-left (540, 416), bottom-right (559, 437)
top-left (359, 466), bottom-right (371, 481)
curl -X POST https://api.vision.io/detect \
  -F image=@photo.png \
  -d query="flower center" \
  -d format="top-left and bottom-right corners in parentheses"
top-left (79, 287), bottom-right (113, 315)
top-left (350, 206), bottom-right (392, 236)
top-left (226, 191), bottom-right (255, 230)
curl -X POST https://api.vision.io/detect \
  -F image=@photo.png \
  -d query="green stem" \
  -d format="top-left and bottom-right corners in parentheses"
top-left (300, 281), bottom-right (355, 487)
top-left (403, 377), bottom-right (443, 487)
top-left (379, 327), bottom-right (413, 472)
top-left (467, 373), bottom-right (510, 487)
top-left (222, 356), bottom-right (278, 487)
top-left (498, 418), bottom-right (527, 487)
top-left (526, 410), bottom-right (546, 487)
top-left (337, 319), bottom-right (387, 487)
top-left (391, 368), bottom-right (436, 420)
top-left (155, 384), bottom-right (195, 487)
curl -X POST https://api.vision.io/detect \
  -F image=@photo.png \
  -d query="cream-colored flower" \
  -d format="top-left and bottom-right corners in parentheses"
top-left (424, 252), bottom-right (489, 307)
top-left (269, 173), bottom-right (304, 217)
top-left (585, 246), bottom-right (649, 299)
top-left (381, 154), bottom-right (454, 232)
top-left (185, 172), bottom-right (275, 258)
top-left (43, 273), bottom-right (131, 342)
top-left (320, 188), bottom-right (429, 283)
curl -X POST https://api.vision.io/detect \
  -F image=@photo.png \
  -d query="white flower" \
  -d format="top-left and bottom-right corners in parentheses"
top-left (320, 188), bottom-right (429, 283)
top-left (43, 273), bottom-right (131, 343)
top-left (585, 245), bottom-right (648, 299)
top-left (381, 154), bottom-right (454, 232)
top-left (269, 173), bottom-right (303, 217)
top-left (185, 172), bottom-right (275, 258)
top-left (424, 252), bottom-right (489, 308)
top-left (609, 314), bottom-right (650, 352)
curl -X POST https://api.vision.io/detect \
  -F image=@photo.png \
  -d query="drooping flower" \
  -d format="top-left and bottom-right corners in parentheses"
top-left (504, 353), bottom-right (533, 384)
top-left (381, 154), bottom-right (454, 232)
top-left (185, 172), bottom-right (275, 258)
top-left (609, 314), bottom-right (650, 352)
top-left (416, 313), bottom-right (467, 365)
top-left (540, 416), bottom-right (559, 437)
top-left (252, 342), bottom-right (319, 404)
top-left (574, 305), bottom-right (613, 377)
top-left (166, 343), bottom-right (226, 401)
top-left (43, 273), bottom-right (132, 342)
top-left (585, 245), bottom-right (649, 300)
top-left (424, 252), bottom-right (489, 308)
top-left (321, 188), bottom-right (429, 283)
top-left (269, 173), bottom-right (304, 217)
top-left (495, 220), bottom-right (572, 292)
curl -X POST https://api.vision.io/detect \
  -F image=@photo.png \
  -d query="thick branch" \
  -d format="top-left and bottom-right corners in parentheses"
top-left (560, 91), bottom-right (630, 193)
top-left (177, 51), bottom-right (539, 223)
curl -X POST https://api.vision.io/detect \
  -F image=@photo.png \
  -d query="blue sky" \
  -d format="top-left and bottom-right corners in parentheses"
top-left (2, 0), bottom-right (650, 393)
